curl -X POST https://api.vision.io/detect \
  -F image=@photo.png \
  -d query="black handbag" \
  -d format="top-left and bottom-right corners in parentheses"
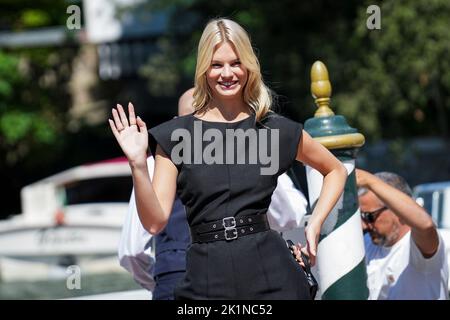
top-left (286, 239), bottom-right (318, 300)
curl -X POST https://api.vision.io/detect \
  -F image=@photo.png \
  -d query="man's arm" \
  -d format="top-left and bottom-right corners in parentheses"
top-left (356, 169), bottom-right (439, 257)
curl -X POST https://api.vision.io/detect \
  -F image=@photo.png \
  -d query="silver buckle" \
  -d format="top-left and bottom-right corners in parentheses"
top-left (222, 217), bottom-right (236, 229)
top-left (223, 217), bottom-right (238, 241)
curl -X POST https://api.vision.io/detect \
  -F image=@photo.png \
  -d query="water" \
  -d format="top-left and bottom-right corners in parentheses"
top-left (0, 271), bottom-right (143, 300)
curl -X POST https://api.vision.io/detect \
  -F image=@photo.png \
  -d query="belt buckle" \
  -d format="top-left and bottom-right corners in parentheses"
top-left (223, 217), bottom-right (238, 241)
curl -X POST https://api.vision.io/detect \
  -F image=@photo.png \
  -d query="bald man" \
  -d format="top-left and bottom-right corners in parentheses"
top-left (358, 169), bottom-right (448, 299)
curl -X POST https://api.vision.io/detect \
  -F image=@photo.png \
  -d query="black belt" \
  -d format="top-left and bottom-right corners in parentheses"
top-left (190, 214), bottom-right (270, 243)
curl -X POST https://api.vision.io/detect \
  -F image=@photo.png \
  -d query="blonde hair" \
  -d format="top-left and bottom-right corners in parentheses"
top-left (193, 18), bottom-right (272, 121)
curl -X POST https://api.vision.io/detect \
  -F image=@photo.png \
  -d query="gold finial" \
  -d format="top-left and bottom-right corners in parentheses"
top-left (311, 61), bottom-right (334, 117)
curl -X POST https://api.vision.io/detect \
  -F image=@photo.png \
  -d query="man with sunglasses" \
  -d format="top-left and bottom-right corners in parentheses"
top-left (357, 169), bottom-right (448, 300)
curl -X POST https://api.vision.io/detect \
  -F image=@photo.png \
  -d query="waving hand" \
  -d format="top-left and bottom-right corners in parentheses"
top-left (108, 102), bottom-right (148, 164)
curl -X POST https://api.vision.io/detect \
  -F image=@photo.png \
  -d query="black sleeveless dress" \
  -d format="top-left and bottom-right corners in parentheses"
top-left (148, 112), bottom-right (311, 299)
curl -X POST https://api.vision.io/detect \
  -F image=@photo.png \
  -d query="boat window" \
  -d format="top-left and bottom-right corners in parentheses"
top-left (436, 191), bottom-right (444, 228)
top-left (415, 192), bottom-right (433, 216)
top-left (64, 176), bottom-right (133, 204)
top-left (442, 190), bottom-right (450, 229)
top-left (415, 190), bottom-right (444, 228)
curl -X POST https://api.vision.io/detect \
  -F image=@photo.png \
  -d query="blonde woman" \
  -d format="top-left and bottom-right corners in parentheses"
top-left (109, 18), bottom-right (347, 299)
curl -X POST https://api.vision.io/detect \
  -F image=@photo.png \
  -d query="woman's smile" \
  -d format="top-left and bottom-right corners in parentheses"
top-left (207, 41), bottom-right (248, 99)
top-left (218, 80), bottom-right (239, 90)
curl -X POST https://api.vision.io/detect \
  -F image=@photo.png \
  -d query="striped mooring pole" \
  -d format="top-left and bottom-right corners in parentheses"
top-left (305, 61), bottom-right (369, 299)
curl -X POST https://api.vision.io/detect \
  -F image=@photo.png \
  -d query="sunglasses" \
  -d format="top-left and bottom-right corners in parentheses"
top-left (360, 206), bottom-right (388, 223)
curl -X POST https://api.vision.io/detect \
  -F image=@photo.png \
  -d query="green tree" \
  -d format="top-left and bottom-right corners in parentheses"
top-left (332, 0), bottom-right (450, 141)
top-left (0, 0), bottom-right (80, 217)
top-left (0, 0), bottom-right (77, 167)
top-left (136, 0), bottom-right (449, 142)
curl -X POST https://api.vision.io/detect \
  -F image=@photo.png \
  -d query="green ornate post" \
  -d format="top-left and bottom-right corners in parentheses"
top-left (305, 61), bottom-right (369, 299)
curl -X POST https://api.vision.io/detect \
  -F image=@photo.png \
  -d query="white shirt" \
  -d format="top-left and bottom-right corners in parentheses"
top-left (365, 231), bottom-right (449, 300)
top-left (118, 156), bottom-right (309, 290)
top-left (118, 157), bottom-right (156, 291)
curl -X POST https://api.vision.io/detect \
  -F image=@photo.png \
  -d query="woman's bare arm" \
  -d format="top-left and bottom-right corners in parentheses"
top-left (296, 130), bottom-right (348, 265)
top-left (109, 103), bottom-right (177, 235)
top-left (131, 146), bottom-right (178, 235)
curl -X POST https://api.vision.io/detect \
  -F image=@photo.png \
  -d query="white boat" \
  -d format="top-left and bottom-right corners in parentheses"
top-left (0, 158), bottom-right (133, 282)
top-left (414, 181), bottom-right (450, 291)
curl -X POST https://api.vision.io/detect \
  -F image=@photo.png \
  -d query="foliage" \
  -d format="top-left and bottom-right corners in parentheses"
top-left (136, 0), bottom-right (450, 141)
top-left (334, 0), bottom-right (450, 140)
top-left (0, 1), bottom-right (81, 217)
